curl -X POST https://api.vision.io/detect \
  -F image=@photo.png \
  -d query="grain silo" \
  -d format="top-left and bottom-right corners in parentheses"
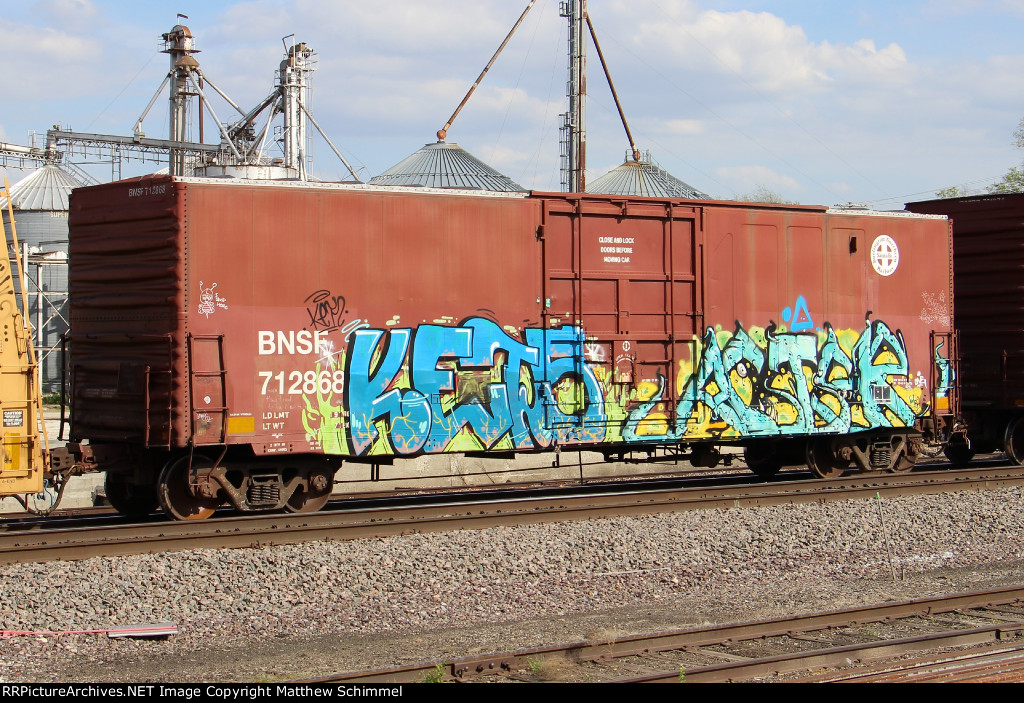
top-left (587, 151), bottom-right (709, 199)
top-left (0, 164), bottom-right (85, 392)
top-left (370, 141), bottom-right (526, 192)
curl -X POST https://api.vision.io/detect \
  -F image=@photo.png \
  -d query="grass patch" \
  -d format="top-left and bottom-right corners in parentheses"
top-left (421, 663), bottom-right (447, 683)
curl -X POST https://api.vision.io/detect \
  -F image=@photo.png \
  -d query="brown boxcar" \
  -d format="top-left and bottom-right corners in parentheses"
top-left (67, 176), bottom-right (955, 519)
top-left (907, 193), bottom-right (1024, 464)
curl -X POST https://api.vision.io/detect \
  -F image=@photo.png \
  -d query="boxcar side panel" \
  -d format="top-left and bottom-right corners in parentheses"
top-left (183, 182), bottom-right (547, 458)
top-left (68, 177), bottom-right (185, 448)
top-left (908, 195), bottom-right (1024, 412)
top-left (69, 179), bottom-right (953, 472)
top-left (698, 205), bottom-right (952, 441)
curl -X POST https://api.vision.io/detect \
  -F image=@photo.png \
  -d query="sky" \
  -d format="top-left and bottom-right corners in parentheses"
top-left (2, 0), bottom-right (1024, 208)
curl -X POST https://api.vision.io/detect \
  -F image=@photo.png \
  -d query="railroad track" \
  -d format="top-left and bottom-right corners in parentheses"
top-left (0, 453), bottom-right (1007, 531)
top-left (3, 464), bottom-right (1024, 564)
top-left (787, 641), bottom-right (1024, 682)
top-left (315, 586), bottom-right (1024, 683)
top-left (0, 467), bottom-right (761, 531)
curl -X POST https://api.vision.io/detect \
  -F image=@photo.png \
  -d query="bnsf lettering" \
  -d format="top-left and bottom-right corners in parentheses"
top-left (258, 330), bottom-right (328, 355)
top-left (127, 184), bottom-right (167, 197)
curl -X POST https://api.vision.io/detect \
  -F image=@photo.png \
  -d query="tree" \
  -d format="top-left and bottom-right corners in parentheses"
top-left (734, 185), bottom-right (798, 204)
top-left (987, 166), bottom-right (1024, 194)
top-left (935, 185), bottom-right (970, 199)
top-left (938, 117), bottom-right (1024, 198)
top-left (987, 116), bottom-right (1024, 193)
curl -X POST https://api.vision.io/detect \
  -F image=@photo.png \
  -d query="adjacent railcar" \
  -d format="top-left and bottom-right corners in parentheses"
top-left (67, 176), bottom-right (955, 519)
top-left (907, 193), bottom-right (1024, 464)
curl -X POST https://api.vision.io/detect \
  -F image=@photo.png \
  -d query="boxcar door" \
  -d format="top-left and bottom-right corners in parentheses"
top-left (540, 196), bottom-right (703, 446)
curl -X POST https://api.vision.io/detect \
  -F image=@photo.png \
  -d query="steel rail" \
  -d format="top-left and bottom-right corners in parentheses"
top-left (615, 622), bottom-right (1024, 682)
top-left (0, 456), bottom-right (1011, 528)
top-left (300, 586), bottom-right (1024, 683)
top-left (3, 465), bottom-right (1024, 564)
top-left (795, 641), bottom-right (1024, 682)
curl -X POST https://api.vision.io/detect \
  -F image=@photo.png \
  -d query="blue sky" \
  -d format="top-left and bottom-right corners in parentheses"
top-left (3, 0), bottom-right (1024, 207)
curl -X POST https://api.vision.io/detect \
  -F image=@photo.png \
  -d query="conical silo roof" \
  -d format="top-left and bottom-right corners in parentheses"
top-left (370, 141), bottom-right (526, 192)
top-left (0, 164), bottom-right (86, 211)
top-left (587, 152), bottom-right (708, 200)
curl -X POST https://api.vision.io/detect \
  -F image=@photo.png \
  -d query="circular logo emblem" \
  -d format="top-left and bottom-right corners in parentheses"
top-left (870, 235), bottom-right (899, 276)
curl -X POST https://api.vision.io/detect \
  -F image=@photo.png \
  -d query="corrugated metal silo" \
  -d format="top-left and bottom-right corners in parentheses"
top-left (0, 164), bottom-right (84, 392)
top-left (587, 151), bottom-right (708, 199)
top-left (370, 141), bottom-right (526, 192)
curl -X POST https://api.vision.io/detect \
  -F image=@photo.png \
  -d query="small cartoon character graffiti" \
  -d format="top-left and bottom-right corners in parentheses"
top-left (198, 281), bottom-right (228, 318)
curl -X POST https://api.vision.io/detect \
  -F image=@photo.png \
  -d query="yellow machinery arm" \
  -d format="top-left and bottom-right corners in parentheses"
top-left (0, 177), bottom-right (50, 506)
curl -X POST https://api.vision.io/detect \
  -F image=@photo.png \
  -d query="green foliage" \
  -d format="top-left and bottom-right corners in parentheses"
top-left (421, 663), bottom-right (447, 683)
top-left (986, 166), bottom-right (1024, 194)
top-left (988, 116), bottom-right (1024, 193)
top-left (679, 666), bottom-right (687, 683)
top-left (935, 185), bottom-right (969, 199)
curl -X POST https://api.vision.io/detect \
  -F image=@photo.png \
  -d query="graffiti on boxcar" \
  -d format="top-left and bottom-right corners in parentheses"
top-left (781, 295), bottom-right (815, 332)
top-left (934, 340), bottom-right (954, 404)
top-left (305, 290), bottom-right (346, 331)
top-left (624, 317), bottom-right (927, 442)
top-left (303, 289), bottom-right (371, 340)
top-left (920, 290), bottom-right (951, 328)
top-left (294, 312), bottom-right (943, 456)
top-left (197, 281), bottom-right (228, 318)
top-left (302, 318), bottom-right (608, 456)
top-left (584, 342), bottom-right (607, 363)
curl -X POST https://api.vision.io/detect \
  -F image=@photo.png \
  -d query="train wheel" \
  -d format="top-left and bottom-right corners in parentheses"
top-left (943, 443), bottom-right (975, 468)
top-left (889, 437), bottom-right (920, 473)
top-left (104, 473), bottom-right (158, 520)
top-left (284, 471), bottom-right (333, 513)
top-left (806, 438), bottom-right (849, 479)
top-left (1006, 418), bottom-right (1024, 465)
top-left (743, 445), bottom-right (781, 479)
top-left (157, 455), bottom-right (221, 520)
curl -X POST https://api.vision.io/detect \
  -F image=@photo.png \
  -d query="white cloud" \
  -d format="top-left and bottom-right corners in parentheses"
top-left (660, 119), bottom-right (704, 135)
top-left (628, 6), bottom-right (909, 94)
top-left (214, 0), bottom-right (532, 59)
top-left (30, 0), bottom-right (99, 30)
top-left (1, 0), bottom-right (1021, 206)
top-left (0, 21), bottom-right (101, 100)
top-left (713, 164), bottom-right (802, 198)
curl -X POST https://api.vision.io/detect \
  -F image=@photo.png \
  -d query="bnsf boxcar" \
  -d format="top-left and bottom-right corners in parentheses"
top-left (67, 176), bottom-right (955, 519)
top-left (907, 192), bottom-right (1024, 464)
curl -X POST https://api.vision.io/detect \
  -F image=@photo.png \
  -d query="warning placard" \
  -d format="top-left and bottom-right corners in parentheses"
top-left (3, 410), bottom-right (24, 427)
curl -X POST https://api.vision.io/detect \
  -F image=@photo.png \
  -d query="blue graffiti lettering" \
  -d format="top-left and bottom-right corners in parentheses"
top-left (344, 319), bottom-right (607, 455)
top-left (626, 316), bottom-right (923, 441)
top-left (332, 313), bottom-right (929, 456)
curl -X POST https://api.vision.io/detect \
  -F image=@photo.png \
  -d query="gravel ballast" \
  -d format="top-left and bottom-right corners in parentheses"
top-left (2, 486), bottom-right (1024, 682)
